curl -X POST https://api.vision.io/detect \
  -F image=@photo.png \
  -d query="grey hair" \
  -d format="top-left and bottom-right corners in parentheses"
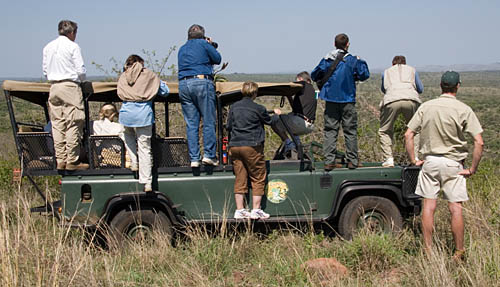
top-left (188, 24), bottom-right (205, 40)
top-left (58, 20), bottom-right (78, 36)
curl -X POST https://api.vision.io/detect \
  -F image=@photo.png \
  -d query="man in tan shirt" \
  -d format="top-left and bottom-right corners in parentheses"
top-left (405, 71), bottom-right (484, 259)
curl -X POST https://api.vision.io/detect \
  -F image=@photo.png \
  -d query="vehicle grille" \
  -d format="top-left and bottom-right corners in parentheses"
top-left (90, 136), bottom-right (126, 169)
top-left (153, 137), bottom-right (190, 168)
top-left (402, 166), bottom-right (420, 198)
top-left (17, 134), bottom-right (191, 172)
top-left (18, 132), bottom-right (55, 171)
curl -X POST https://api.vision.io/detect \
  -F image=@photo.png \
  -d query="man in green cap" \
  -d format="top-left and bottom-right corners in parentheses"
top-left (404, 71), bottom-right (484, 260)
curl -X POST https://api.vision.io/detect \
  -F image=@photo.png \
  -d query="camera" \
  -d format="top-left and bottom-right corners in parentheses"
top-left (205, 37), bottom-right (218, 49)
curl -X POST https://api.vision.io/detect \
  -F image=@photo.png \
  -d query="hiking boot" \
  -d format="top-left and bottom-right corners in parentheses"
top-left (284, 138), bottom-right (297, 152)
top-left (56, 162), bottom-right (66, 170)
top-left (191, 161), bottom-right (201, 168)
top-left (382, 157), bottom-right (394, 167)
top-left (202, 157), bottom-right (219, 166)
top-left (347, 162), bottom-right (362, 169)
top-left (452, 249), bottom-right (466, 262)
top-left (234, 209), bottom-right (251, 219)
top-left (250, 209), bottom-right (270, 219)
top-left (66, 161), bottom-right (89, 170)
top-left (324, 163), bottom-right (343, 171)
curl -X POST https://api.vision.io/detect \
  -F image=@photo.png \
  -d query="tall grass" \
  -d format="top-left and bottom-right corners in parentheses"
top-left (0, 160), bottom-right (498, 286)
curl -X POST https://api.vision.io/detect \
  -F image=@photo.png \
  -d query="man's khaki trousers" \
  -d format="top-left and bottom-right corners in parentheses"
top-left (378, 100), bottom-right (419, 160)
top-left (48, 82), bottom-right (85, 165)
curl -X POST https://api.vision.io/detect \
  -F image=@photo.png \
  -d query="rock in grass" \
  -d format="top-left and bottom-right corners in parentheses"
top-left (302, 258), bottom-right (349, 281)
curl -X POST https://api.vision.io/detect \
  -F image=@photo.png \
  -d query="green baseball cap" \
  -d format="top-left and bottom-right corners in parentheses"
top-left (441, 71), bottom-right (461, 86)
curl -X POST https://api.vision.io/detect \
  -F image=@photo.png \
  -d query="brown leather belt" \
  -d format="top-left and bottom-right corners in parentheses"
top-left (181, 74), bottom-right (214, 81)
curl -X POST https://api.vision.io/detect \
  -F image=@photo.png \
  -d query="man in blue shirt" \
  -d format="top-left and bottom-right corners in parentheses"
top-left (178, 24), bottom-right (222, 167)
top-left (311, 33), bottom-right (370, 170)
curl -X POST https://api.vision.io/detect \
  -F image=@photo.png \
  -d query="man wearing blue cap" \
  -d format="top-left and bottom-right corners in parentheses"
top-left (404, 71), bottom-right (484, 260)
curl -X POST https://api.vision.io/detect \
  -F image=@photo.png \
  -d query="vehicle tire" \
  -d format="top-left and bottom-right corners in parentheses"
top-left (108, 207), bottom-right (172, 247)
top-left (338, 196), bottom-right (403, 240)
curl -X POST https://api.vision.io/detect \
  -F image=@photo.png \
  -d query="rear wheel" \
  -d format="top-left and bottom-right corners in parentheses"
top-left (108, 207), bottom-right (172, 246)
top-left (338, 196), bottom-right (403, 240)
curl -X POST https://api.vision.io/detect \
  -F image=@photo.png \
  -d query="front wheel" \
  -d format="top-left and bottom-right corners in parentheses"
top-left (108, 207), bottom-right (172, 246)
top-left (338, 196), bottom-right (403, 240)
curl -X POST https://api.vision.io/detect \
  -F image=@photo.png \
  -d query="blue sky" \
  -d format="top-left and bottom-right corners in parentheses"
top-left (1, 0), bottom-right (499, 78)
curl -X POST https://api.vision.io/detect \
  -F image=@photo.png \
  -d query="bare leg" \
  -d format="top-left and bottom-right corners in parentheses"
top-left (252, 195), bottom-right (262, 210)
top-left (235, 194), bottom-right (246, 210)
top-left (448, 202), bottom-right (465, 251)
top-left (422, 198), bottom-right (437, 252)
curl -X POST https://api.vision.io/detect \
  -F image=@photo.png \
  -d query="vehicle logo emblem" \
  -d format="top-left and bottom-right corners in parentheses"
top-left (266, 179), bottom-right (289, 204)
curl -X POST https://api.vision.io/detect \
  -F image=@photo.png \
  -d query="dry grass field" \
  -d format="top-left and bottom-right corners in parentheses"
top-left (0, 71), bottom-right (499, 286)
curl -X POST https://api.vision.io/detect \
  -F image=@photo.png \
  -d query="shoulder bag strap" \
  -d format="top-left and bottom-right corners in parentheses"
top-left (317, 51), bottom-right (346, 90)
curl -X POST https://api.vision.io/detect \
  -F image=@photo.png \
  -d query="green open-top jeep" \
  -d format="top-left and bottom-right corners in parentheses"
top-left (2, 80), bottom-right (421, 241)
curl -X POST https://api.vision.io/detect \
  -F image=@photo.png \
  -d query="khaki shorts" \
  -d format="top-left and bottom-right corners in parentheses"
top-left (229, 145), bottom-right (266, 196)
top-left (415, 156), bottom-right (468, 202)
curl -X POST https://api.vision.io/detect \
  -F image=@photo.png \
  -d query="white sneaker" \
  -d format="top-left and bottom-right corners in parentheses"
top-left (250, 209), bottom-right (270, 219)
top-left (234, 209), bottom-right (251, 219)
top-left (144, 183), bottom-right (153, 192)
top-left (382, 157), bottom-right (394, 167)
top-left (191, 161), bottom-right (201, 168)
top-left (202, 157), bottom-right (219, 166)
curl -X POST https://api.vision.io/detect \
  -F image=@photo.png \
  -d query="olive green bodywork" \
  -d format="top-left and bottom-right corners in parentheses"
top-left (61, 161), bottom-right (415, 226)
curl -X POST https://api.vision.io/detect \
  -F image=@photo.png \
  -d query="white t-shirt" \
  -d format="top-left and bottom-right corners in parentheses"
top-left (92, 119), bottom-right (124, 136)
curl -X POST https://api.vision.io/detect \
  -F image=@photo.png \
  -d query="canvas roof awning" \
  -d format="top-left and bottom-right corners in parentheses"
top-left (2, 80), bottom-right (180, 105)
top-left (216, 81), bottom-right (303, 106)
top-left (2, 80), bottom-right (302, 106)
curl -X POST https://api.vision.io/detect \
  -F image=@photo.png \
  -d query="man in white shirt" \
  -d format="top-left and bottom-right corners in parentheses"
top-left (43, 20), bottom-right (88, 170)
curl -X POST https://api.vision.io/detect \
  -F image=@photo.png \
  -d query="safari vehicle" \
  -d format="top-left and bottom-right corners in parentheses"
top-left (2, 80), bottom-right (421, 241)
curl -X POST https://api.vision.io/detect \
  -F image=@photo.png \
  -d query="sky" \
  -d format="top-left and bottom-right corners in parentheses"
top-left (1, 0), bottom-right (499, 78)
